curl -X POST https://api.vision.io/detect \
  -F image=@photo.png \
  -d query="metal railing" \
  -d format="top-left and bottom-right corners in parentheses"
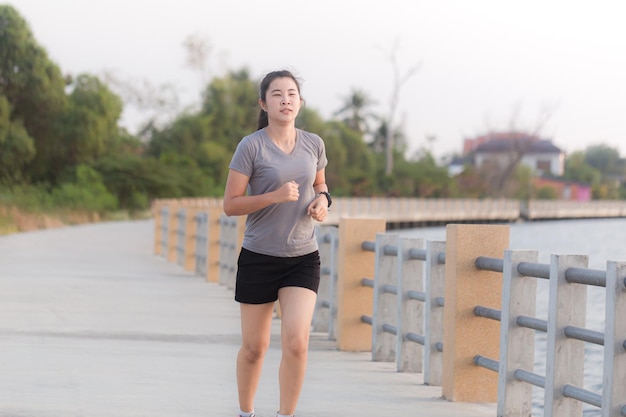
top-left (314, 227), bottom-right (626, 416)
top-left (194, 211), bottom-right (209, 276)
top-left (472, 253), bottom-right (626, 417)
top-left (154, 201), bottom-right (626, 416)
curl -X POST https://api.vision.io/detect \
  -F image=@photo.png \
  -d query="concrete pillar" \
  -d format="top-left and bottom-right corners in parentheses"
top-left (182, 207), bottom-right (198, 271)
top-left (152, 199), bottom-right (163, 255)
top-left (396, 236), bottom-right (425, 373)
top-left (498, 249), bottom-right (538, 417)
top-left (442, 224), bottom-right (509, 402)
top-left (372, 233), bottom-right (399, 362)
top-left (544, 254), bottom-right (587, 417)
top-left (205, 206), bottom-right (223, 283)
top-left (335, 217), bottom-right (386, 352)
top-left (424, 240), bottom-right (445, 386)
top-left (219, 215), bottom-right (246, 290)
top-left (313, 225), bottom-right (339, 336)
top-left (166, 202), bottom-right (179, 263)
top-left (602, 261), bottom-right (626, 417)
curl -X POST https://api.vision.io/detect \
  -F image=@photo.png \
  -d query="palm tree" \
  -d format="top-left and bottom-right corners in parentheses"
top-left (333, 88), bottom-right (378, 136)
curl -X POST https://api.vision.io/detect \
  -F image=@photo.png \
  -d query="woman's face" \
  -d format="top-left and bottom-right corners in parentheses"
top-left (261, 77), bottom-right (302, 124)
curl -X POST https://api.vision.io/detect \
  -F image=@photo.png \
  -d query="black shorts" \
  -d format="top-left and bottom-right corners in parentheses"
top-left (234, 248), bottom-right (321, 304)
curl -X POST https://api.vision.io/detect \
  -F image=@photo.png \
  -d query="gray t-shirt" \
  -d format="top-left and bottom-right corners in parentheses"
top-left (228, 128), bottom-right (328, 257)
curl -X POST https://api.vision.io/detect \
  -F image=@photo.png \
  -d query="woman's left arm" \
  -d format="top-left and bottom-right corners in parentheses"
top-left (312, 169), bottom-right (328, 195)
top-left (307, 169), bottom-right (330, 221)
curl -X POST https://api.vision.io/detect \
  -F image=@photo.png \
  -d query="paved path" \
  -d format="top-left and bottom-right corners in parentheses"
top-left (0, 220), bottom-right (495, 417)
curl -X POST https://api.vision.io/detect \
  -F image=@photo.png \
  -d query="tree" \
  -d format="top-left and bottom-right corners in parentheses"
top-left (200, 68), bottom-right (258, 150)
top-left (0, 5), bottom-right (68, 182)
top-left (333, 88), bottom-right (378, 136)
top-left (62, 74), bottom-right (124, 166)
top-left (0, 96), bottom-right (35, 183)
top-left (378, 40), bottom-right (420, 176)
top-left (493, 104), bottom-right (557, 195)
top-left (584, 144), bottom-right (623, 177)
top-left (319, 120), bottom-right (377, 196)
top-left (563, 151), bottom-right (601, 185)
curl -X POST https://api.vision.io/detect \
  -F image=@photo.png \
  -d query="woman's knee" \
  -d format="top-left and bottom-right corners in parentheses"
top-left (282, 333), bottom-right (309, 357)
top-left (240, 341), bottom-right (269, 363)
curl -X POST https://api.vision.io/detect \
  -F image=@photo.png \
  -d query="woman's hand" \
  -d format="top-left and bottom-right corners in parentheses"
top-left (307, 194), bottom-right (329, 222)
top-left (274, 181), bottom-right (300, 203)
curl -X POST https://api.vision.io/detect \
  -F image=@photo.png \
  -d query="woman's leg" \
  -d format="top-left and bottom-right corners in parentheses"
top-left (237, 302), bottom-right (275, 412)
top-left (277, 287), bottom-right (317, 415)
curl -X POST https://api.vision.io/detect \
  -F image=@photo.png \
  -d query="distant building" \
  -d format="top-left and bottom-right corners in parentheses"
top-left (532, 177), bottom-right (591, 201)
top-left (466, 132), bottom-right (565, 176)
top-left (447, 155), bottom-right (472, 177)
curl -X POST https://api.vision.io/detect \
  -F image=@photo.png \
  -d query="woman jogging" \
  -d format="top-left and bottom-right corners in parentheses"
top-left (223, 69), bottom-right (331, 417)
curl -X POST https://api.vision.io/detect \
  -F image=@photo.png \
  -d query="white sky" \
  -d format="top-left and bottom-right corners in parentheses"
top-left (6, 0), bottom-right (626, 159)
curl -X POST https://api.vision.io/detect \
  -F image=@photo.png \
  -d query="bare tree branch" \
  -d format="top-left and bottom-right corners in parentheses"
top-left (377, 38), bottom-right (421, 176)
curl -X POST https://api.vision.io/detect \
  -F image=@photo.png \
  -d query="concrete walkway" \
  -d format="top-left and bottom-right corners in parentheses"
top-left (0, 220), bottom-right (495, 417)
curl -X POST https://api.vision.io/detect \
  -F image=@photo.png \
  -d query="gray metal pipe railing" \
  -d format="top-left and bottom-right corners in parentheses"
top-left (405, 332), bottom-right (425, 345)
top-left (362, 240), bottom-right (375, 252)
top-left (514, 369), bottom-right (545, 388)
top-left (473, 355), bottom-right (499, 372)
top-left (159, 201), bottom-right (626, 417)
top-left (516, 315), bottom-right (547, 332)
top-left (407, 290), bottom-right (425, 302)
top-left (473, 306), bottom-right (501, 321)
top-left (517, 261), bottom-right (550, 279)
top-left (563, 325), bottom-right (604, 346)
top-left (565, 267), bottom-right (606, 287)
top-left (473, 252), bottom-right (626, 417)
top-left (562, 384), bottom-right (602, 408)
top-left (408, 248), bottom-right (427, 261)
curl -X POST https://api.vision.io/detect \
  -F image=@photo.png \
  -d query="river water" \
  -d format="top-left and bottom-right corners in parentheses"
top-left (400, 217), bottom-right (626, 416)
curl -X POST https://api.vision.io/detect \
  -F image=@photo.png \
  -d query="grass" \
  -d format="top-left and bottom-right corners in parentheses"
top-left (0, 205), bottom-right (154, 236)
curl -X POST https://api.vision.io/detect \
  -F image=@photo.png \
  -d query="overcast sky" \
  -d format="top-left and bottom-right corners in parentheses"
top-left (7, 0), bottom-right (626, 158)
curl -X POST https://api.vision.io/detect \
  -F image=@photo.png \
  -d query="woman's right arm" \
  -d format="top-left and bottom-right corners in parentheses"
top-left (223, 169), bottom-right (299, 216)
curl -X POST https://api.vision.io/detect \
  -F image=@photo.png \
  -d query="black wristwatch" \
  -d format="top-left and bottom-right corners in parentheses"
top-left (319, 191), bottom-right (332, 208)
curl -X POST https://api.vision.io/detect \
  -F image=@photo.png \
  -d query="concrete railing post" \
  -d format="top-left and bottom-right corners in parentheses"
top-left (336, 217), bottom-right (386, 352)
top-left (544, 254), bottom-right (588, 417)
top-left (205, 206), bottom-right (223, 283)
top-left (219, 215), bottom-right (245, 290)
top-left (313, 225), bottom-right (338, 337)
top-left (194, 211), bottom-right (209, 277)
top-left (424, 240), bottom-right (445, 386)
top-left (182, 207), bottom-right (198, 271)
top-left (396, 237), bottom-right (424, 373)
top-left (175, 208), bottom-right (187, 266)
top-left (442, 224), bottom-right (509, 402)
top-left (498, 249), bottom-right (538, 417)
top-left (601, 261), bottom-right (626, 417)
top-left (372, 233), bottom-right (398, 362)
top-left (166, 203), bottom-right (179, 263)
top-left (159, 205), bottom-right (169, 257)
top-left (152, 199), bottom-right (164, 255)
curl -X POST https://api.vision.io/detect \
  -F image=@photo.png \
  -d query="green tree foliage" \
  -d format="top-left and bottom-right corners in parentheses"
top-left (200, 68), bottom-right (258, 150)
top-left (564, 146), bottom-right (625, 200)
top-left (383, 150), bottom-right (452, 197)
top-left (92, 153), bottom-right (215, 210)
top-left (53, 165), bottom-right (118, 212)
top-left (563, 151), bottom-right (601, 185)
top-left (0, 96), bottom-right (35, 182)
top-left (11, 4), bottom-right (626, 211)
top-left (318, 120), bottom-right (377, 196)
top-left (584, 144), bottom-right (624, 177)
top-left (536, 185), bottom-right (558, 199)
top-left (333, 88), bottom-right (378, 135)
top-left (62, 74), bottom-right (124, 166)
top-left (0, 5), bottom-right (68, 182)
